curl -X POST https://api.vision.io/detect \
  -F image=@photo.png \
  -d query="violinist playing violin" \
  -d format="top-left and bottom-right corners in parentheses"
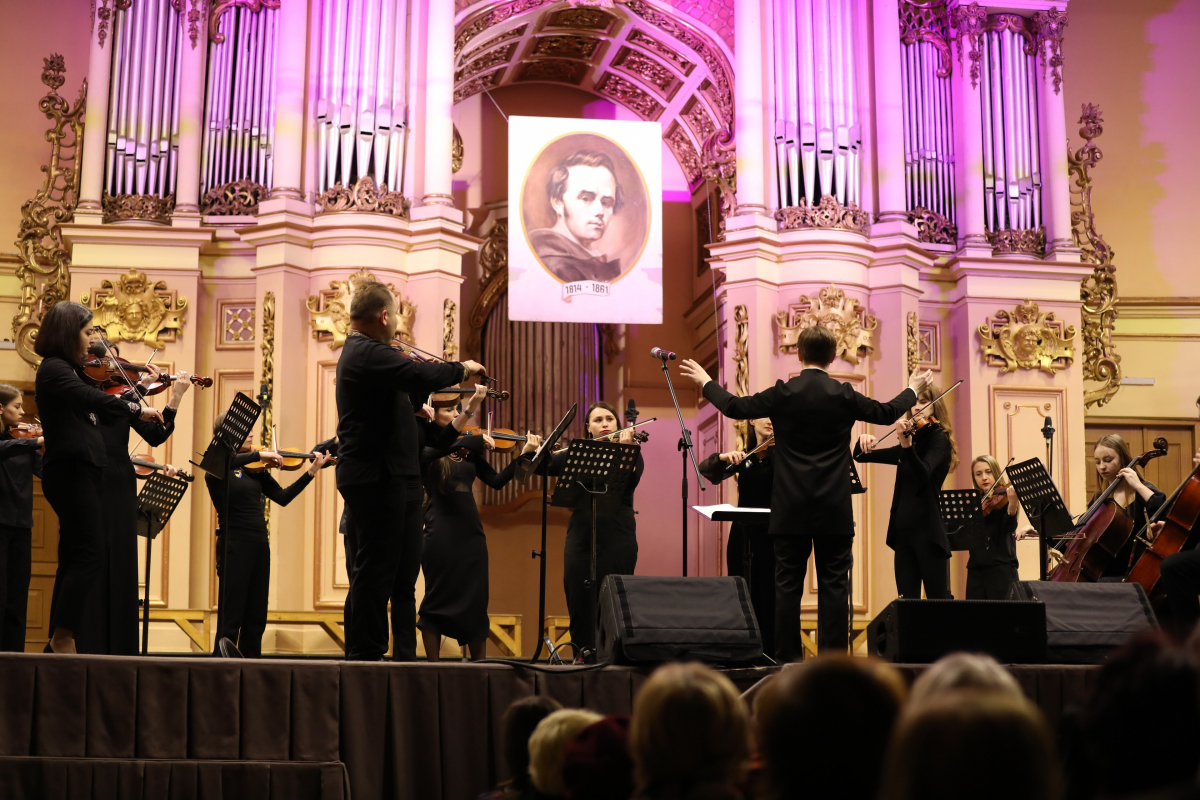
top-left (699, 417), bottom-right (776, 656)
top-left (965, 455), bottom-right (1022, 600)
top-left (205, 412), bottom-right (334, 657)
top-left (856, 382), bottom-right (959, 601)
top-left (0, 384), bottom-right (42, 652)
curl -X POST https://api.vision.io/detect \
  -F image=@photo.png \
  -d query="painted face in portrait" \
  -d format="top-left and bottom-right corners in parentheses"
top-left (551, 164), bottom-right (618, 249)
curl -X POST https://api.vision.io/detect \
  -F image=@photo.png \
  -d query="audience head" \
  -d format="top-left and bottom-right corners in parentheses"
top-left (756, 656), bottom-right (905, 800)
top-left (496, 696), bottom-right (562, 798)
top-left (1080, 632), bottom-right (1200, 797)
top-left (879, 689), bottom-right (1060, 800)
top-left (561, 715), bottom-right (635, 800)
top-left (528, 708), bottom-right (603, 798)
top-left (629, 662), bottom-right (752, 800)
top-left (908, 652), bottom-right (1023, 708)
top-left (797, 325), bottom-right (837, 368)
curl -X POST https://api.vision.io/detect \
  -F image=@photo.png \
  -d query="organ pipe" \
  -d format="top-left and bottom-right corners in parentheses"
top-left (898, 0), bottom-right (955, 223)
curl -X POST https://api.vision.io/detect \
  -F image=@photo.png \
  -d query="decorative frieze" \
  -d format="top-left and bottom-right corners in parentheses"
top-left (307, 268), bottom-right (415, 350)
top-left (776, 195), bottom-right (870, 234)
top-left (986, 227), bottom-right (1046, 258)
top-left (200, 179), bottom-right (268, 216)
top-left (316, 176), bottom-right (409, 218)
top-left (909, 207), bottom-right (957, 245)
top-left (776, 285), bottom-right (878, 366)
top-left (978, 300), bottom-right (1076, 375)
top-left (81, 269), bottom-right (188, 349)
top-left (102, 193), bottom-right (176, 225)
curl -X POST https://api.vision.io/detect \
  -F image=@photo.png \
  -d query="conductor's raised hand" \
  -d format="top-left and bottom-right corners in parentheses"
top-left (679, 359), bottom-right (712, 388)
top-left (858, 433), bottom-right (878, 454)
top-left (908, 369), bottom-right (933, 396)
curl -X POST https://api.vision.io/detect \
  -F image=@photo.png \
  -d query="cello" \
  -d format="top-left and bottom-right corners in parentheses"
top-left (1049, 437), bottom-right (1169, 582)
top-left (1125, 459), bottom-right (1200, 616)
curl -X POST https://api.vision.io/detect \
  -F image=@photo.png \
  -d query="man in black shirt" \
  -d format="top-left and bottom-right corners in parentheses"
top-left (336, 281), bottom-right (486, 660)
top-left (681, 325), bottom-right (931, 661)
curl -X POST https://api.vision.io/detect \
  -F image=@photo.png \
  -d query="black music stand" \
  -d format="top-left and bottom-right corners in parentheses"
top-left (850, 461), bottom-right (866, 494)
top-left (193, 392), bottom-right (261, 655)
top-left (550, 438), bottom-right (639, 658)
top-left (939, 489), bottom-right (987, 551)
top-left (1007, 457), bottom-right (1075, 580)
top-left (519, 404), bottom-right (576, 664)
top-left (136, 473), bottom-right (189, 655)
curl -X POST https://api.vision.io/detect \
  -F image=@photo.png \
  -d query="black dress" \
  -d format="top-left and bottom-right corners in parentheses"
top-left (854, 423), bottom-right (953, 600)
top-left (966, 504), bottom-right (1020, 600)
top-left (699, 449), bottom-right (775, 656)
top-left (75, 402), bottom-right (176, 655)
top-left (547, 445), bottom-right (643, 651)
top-left (417, 436), bottom-right (525, 645)
top-left (0, 433), bottom-right (42, 652)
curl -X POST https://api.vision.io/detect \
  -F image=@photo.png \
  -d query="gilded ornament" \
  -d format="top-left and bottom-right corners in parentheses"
top-left (595, 73), bottom-right (663, 120)
top-left (978, 301), bottom-right (1076, 375)
top-left (907, 312), bottom-right (920, 376)
top-left (775, 285), bottom-right (878, 366)
top-left (452, 126), bottom-right (464, 175)
top-left (95, 0), bottom-right (132, 49)
top-left (664, 123), bottom-right (703, 189)
top-left (455, 69), bottom-right (505, 102)
top-left (950, 2), bottom-right (987, 89)
top-left (460, 26), bottom-right (527, 64)
top-left (12, 55), bottom-right (86, 367)
top-left (209, 0), bottom-right (279, 44)
top-left (775, 195), bottom-right (870, 234)
top-left (260, 290), bottom-right (274, 452)
top-left (307, 269), bottom-right (415, 350)
top-left (201, 178), bottom-right (268, 215)
top-left (530, 35), bottom-right (601, 60)
top-left (1033, 8), bottom-right (1068, 95)
top-left (733, 304), bottom-right (749, 452)
top-left (102, 193), bottom-right (176, 225)
top-left (1069, 103), bottom-right (1121, 408)
top-left (516, 60), bottom-right (587, 85)
top-left (986, 226), bottom-right (1046, 257)
top-left (909, 207), bottom-right (957, 245)
top-left (456, 43), bottom-right (517, 83)
top-left (899, 0), bottom-right (953, 78)
top-left (82, 269), bottom-right (188, 349)
top-left (612, 48), bottom-right (680, 98)
top-left (467, 219), bottom-right (509, 359)
top-left (443, 299), bottom-right (459, 361)
top-left (171, 0), bottom-right (209, 49)
top-left (700, 128), bottom-right (736, 240)
top-left (627, 29), bottom-right (695, 76)
top-left (316, 175), bottom-right (409, 218)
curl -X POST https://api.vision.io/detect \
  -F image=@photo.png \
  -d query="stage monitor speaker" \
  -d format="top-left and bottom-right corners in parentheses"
top-left (597, 575), bottom-right (763, 665)
top-left (1006, 581), bottom-right (1157, 664)
top-left (866, 599), bottom-right (1047, 664)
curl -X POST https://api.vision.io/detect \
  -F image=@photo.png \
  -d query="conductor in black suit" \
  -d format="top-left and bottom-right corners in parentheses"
top-left (680, 325), bottom-right (932, 661)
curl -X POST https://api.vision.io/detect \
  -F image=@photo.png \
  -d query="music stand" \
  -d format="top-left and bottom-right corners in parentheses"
top-left (939, 489), bottom-right (987, 551)
top-left (1007, 457), bottom-right (1075, 580)
top-left (520, 404), bottom-right (576, 664)
top-left (850, 461), bottom-right (866, 494)
top-left (550, 438), bottom-right (640, 658)
top-left (193, 392), bottom-right (261, 655)
top-left (136, 473), bottom-right (189, 655)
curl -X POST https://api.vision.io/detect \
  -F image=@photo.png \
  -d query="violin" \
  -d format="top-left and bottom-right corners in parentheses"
top-left (80, 355), bottom-right (156, 389)
top-left (979, 458), bottom-right (1016, 516)
top-left (136, 373), bottom-right (213, 397)
top-left (7, 422), bottom-right (42, 440)
top-left (457, 425), bottom-right (527, 451)
top-left (724, 435), bottom-right (775, 475)
top-left (552, 419), bottom-right (655, 454)
top-left (873, 379), bottom-right (963, 446)
top-left (130, 453), bottom-right (193, 483)
top-left (431, 385), bottom-right (511, 402)
top-left (242, 448), bottom-right (338, 473)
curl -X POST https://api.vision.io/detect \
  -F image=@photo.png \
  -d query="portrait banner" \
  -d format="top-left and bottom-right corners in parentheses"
top-left (508, 116), bottom-right (663, 324)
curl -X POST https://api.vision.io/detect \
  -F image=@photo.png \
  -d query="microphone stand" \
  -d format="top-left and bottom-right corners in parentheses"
top-left (658, 357), bottom-right (705, 576)
top-left (1041, 418), bottom-right (1056, 581)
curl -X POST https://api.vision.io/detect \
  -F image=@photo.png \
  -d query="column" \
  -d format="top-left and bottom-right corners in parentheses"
top-left (873, 0), bottom-right (908, 223)
top-left (77, 6), bottom-right (118, 214)
top-left (950, 26), bottom-right (988, 250)
top-left (1038, 43), bottom-right (1076, 259)
top-left (173, 14), bottom-right (209, 222)
top-left (734, 0), bottom-right (768, 215)
top-left (269, 0), bottom-right (308, 200)
top-left (419, 0), bottom-right (455, 208)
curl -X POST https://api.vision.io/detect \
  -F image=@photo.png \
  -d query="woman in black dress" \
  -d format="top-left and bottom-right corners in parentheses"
top-left (0, 384), bottom-right (43, 652)
top-left (548, 401), bottom-right (643, 654)
top-left (206, 413), bottom-right (333, 657)
top-left (1089, 434), bottom-right (1165, 579)
top-left (965, 455), bottom-right (1021, 600)
top-left (34, 302), bottom-right (164, 653)
top-left (855, 384), bottom-right (958, 600)
top-left (77, 336), bottom-right (189, 656)
top-left (417, 404), bottom-right (538, 661)
top-left (699, 417), bottom-right (775, 655)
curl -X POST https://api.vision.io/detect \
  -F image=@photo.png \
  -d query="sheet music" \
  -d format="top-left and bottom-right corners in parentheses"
top-left (692, 504), bottom-right (771, 520)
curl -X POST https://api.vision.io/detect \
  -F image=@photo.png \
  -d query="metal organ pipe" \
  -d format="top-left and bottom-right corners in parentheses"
top-left (897, 4), bottom-right (956, 224)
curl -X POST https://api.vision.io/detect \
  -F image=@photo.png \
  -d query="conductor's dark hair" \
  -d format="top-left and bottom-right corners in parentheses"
top-left (797, 325), bottom-right (837, 366)
top-left (547, 150), bottom-right (624, 214)
top-left (33, 301), bottom-right (93, 364)
top-left (348, 281), bottom-right (395, 322)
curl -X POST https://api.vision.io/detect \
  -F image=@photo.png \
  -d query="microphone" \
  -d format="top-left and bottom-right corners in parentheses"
top-left (258, 382), bottom-right (271, 407)
top-left (624, 398), bottom-right (638, 425)
top-left (1042, 416), bottom-right (1055, 440)
top-left (651, 347), bottom-right (676, 361)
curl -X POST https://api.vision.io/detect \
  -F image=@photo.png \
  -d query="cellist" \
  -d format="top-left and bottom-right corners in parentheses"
top-left (1153, 444), bottom-right (1200, 637)
top-left (1089, 434), bottom-right (1165, 579)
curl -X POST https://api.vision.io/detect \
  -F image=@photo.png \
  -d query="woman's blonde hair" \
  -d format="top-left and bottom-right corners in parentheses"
top-left (527, 708), bottom-right (602, 797)
top-left (629, 662), bottom-right (752, 797)
top-left (1093, 434), bottom-right (1141, 497)
top-left (970, 455), bottom-right (1009, 492)
top-left (908, 653), bottom-right (1023, 709)
top-left (916, 382), bottom-right (959, 473)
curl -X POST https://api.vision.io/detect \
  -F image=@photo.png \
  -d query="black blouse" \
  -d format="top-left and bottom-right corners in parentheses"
top-left (0, 434), bottom-right (42, 529)
top-left (206, 450), bottom-right (314, 541)
top-left (854, 423), bottom-right (953, 554)
top-left (967, 504), bottom-right (1019, 569)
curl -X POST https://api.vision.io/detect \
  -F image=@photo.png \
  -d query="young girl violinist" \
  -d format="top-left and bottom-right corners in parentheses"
top-left (966, 455), bottom-right (1021, 599)
top-left (1091, 434), bottom-right (1165, 579)
top-left (855, 384), bottom-right (959, 600)
top-left (0, 385), bottom-right (43, 652)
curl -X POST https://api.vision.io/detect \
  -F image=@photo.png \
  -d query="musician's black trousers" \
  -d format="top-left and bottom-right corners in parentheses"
top-left (774, 533), bottom-right (853, 662)
top-left (0, 525), bottom-right (31, 652)
top-left (341, 479), bottom-right (424, 661)
top-left (213, 537), bottom-right (270, 658)
top-left (1160, 548), bottom-right (1200, 632)
top-left (894, 542), bottom-right (951, 600)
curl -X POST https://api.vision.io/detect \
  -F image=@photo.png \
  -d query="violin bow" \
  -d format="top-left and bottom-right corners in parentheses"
top-left (723, 435), bottom-right (775, 475)
top-left (874, 379), bottom-right (964, 446)
top-left (394, 339), bottom-right (499, 387)
top-left (979, 457), bottom-right (1016, 504)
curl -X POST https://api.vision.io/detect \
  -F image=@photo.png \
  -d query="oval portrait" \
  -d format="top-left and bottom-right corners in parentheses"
top-left (519, 132), bottom-right (651, 286)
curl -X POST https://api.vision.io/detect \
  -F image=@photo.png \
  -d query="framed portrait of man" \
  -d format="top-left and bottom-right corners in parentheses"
top-left (508, 116), bottom-right (663, 324)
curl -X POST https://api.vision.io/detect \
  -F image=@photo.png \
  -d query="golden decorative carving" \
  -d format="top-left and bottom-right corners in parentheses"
top-left (452, 126), bottom-right (464, 175)
top-left (316, 175), bottom-right (409, 218)
top-left (545, 7), bottom-right (616, 31)
top-left (775, 285), bottom-right (878, 366)
top-left (516, 60), bottom-right (587, 85)
top-left (733, 303), bottom-right (749, 453)
top-left (260, 290), bottom-right (274, 453)
top-left (95, 0), bottom-right (132, 49)
top-left (12, 54), bottom-right (86, 367)
top-left (950, 2), bottom-right (987, 89)
top-left (307, 269), bottom-right (415, 351)
top-left (701, 128), bottom-right (736, 242)
top-left (209, 0), bottom-right (278, 44)
top-left (218, 301), bottom-right (255, 349)
top-left (1032, 8), bottom-right (1068, 96)
top-left (467, 219), bottom-right (508, 359)
top-left (909, 207), bottom-right (957, 245)
top-left (664, 123), bottom-right (702, 189)
top-left (1069, 103), bottom-right (1121, 408)
top-left (907, 312), bottom-right (920, 376)
top-left (102, 193), bottom-right (176, 225)
top-left (171, 0), bottom-right (209, 49)
top-left (682, 98), bottom-right (717, 146)
top-left (456, 43), bottom-right (518, 83)
top-left (628, 29), bottom-right (695, 76)
top-left (531, 35), bottom-right (602, 60)
top-left (82, 269), bottom-right (188, 348)
top-left (986, 226), bottom-right (1046, 257)
top-left (201, 178), bottom-right (267, 215)
top-left (612, 47), bottom-right (681, 100)
top-left (455, 69), bottom-right (505, 102)
top-left (443, 299), bottom-right (459, 361)
top-left (595, 73), bottom-right (664, 120)
top-left (775, 195), bottom-right (870, 234)
top-left (900, 0), bottom-right (952, 77)
top-left (978, 300), bottom-right (1076, 375)
top-left (461, 26), bottom-right (527, 63)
